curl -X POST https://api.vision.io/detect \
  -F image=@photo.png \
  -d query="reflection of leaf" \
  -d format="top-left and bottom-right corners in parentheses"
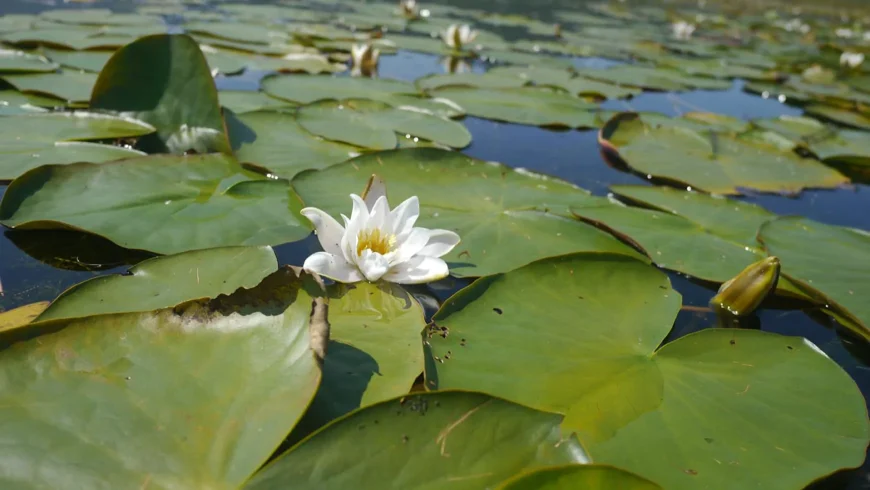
top-left (247, 391), bottom-right (589, 490)
top-left (429, 253), bottom-right (869, 490)
top-left (4, 229), bottom-right (152, 272)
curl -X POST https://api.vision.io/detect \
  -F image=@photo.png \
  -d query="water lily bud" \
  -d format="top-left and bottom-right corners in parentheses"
top-left (399, 0), bottom-right (419, 19)
top-left (710, 257), bottom-right (780, 317)
top-left (442, 24), bottom-right (478, 51)
top-left (840, 51), bottom-right (865, 69)
top-left (350, 44), bottom-right (380, 77)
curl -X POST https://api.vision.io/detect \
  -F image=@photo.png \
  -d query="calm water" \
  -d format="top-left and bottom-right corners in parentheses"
top-left (0, 1), bottom-right (869, 488)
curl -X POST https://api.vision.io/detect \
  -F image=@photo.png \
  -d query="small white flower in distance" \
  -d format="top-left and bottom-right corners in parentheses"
top-left (350, 44), bottom-right (380, 77)
top-left (442, 24), bottom-right (478, 50)
top-left (671, 20), bottom-right (696, 40)
top-left (399, 0), bottom-right (419, 19)
top-left (301, 181), bottom-right (460, 284)
top-left (840, 51), bottom-right (865, 68)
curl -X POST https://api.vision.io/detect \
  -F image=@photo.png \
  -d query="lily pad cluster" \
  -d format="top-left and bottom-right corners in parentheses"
top-left (0, 0), bottom-right (869, 489)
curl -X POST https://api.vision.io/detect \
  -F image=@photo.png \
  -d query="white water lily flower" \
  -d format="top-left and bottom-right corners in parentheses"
top-left (671, 20), bottom-right (696, 40)
top-left (350, 44), bottom-right (380, 77)
top-left (442, 24), bottom-right (478, 50)
top-left (399, 0), bottom-right (419, 19)
top-left (301, 187), bottom-right (461, 284)
top-left (840, 51), bottom-right (865, 68)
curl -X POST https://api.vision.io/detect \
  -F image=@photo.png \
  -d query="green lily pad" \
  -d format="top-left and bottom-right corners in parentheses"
top-left (599, 113), bottom-right (849, 195)
top-left (261, 74), bottom-right (419, 105)
top-left (428, 253), bottom-right (870, 490)
top-left (295, 282), bottom-right (425, 431)
top-left (0, 111), bottom-right (154, 180)
top-left (482, 49), bottom-right (575, 69)
top-left (577, 65), bottom-right (731, 91)
top-left (297, 99), bottom-right (471, 150)
top-left (486, 65), bottom-right (573, 87)
top-left (245, 391), bottom-right (589, 490)
top-left (0, 89), bottom-right (61, 109)
top-left (0, 269), bottom-right (322, 488)
top-left (382, 33), bottom-right (453, 56)
top-left (42, 48), bottom-right (112, 72)
top-left (0, 48), bottom-right (58, 73)
top-left (662, 56), bottom-right (778, 81)
top-left (3, 70), bottom-right (97, 103)
top-left (566, 76), bottom-right (642, 100)
top-left (229, 109), bottom-right (358, 180)
top-left (202, 45), bottom-right (345, 75)
top-left (759, 217), bottom-right (870, 339)
top-left (2, 28), bottom-right (135, 50)
top-left (416, 72), bottom-right (528, 91)
top-left (37, 246), bottom-right (278, 323)
top-left (431, 86), bottom-right (598, 128)
top-left (292, 148), bottom-right (645, 277)
top-left (0, 153), bottom-right (312, 255)
top-left (184, 22), bottom-right (290, 46)
top-left (91, 34), bottom-right (231, 154)
top-left (497, 465), bottom-right (663, 490)
top-left (804, 104), bottom-right (870, 131)
top-left (219, 90), bottom-right (297, 114)
top-left (753, 115), bottom-right (870, 166)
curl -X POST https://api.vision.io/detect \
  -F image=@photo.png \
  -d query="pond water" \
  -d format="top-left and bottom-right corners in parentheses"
top-left (0, 0), bottom-right (869, 488)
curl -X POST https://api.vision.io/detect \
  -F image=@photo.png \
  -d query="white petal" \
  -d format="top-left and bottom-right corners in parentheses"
top-left (384, 255), bottom-right (449, 284)
top-left (389, 227), bottom-right (431, 265)
top-left (417, 229), bottom-right (460, 258)
top-left (358, 250), bottom-right (391, 282)
top-left (389, 196), bottom-right (419, 237)
top-left (367, 195), bottom-right (390, 231)
top-left (300, 207), bottom-right (345, 256)
top-left (303, 252), bottom-right (363, 283)
top-left (343, 194), bottom-right (370, 261)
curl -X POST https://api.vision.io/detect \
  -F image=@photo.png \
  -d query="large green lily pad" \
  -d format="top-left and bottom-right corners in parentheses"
top-left (42, 48), bottom-right (112, 72)
top-left (759, 217), bottom-right (870, 339)
top-left (245, 391), bottom-right (589, 490)
top-left (428, 253), bottom-right (869, 490)
top-left (91, 34), bottom-right (231, 154)
top-left (753, 115), bottom-right (870, 166)
top-left (229, 109), bottom-right (357, 180)
top-left (0, 153), bottom-right (312, 255)
top-left (599, 113), bottom-right (849, 195)
top-left (416, 72), bottom-right (528, 91)
top-left (805, 104), bottom-right (870, 131)
top-left (577, 65), bottom-right (731, 91)
top-left (0, 49), bottom-right (58, 73)
top-left (292, 148), bottom-right (645, 277)
top-left (497, 465), bottom-right (663, 490)
top-left (262, 74), bottom-right (420, 105)
top-left (431, 86), bottom-right (598, 128)
top-left (37, 246), bottom-right (278, 323)
top-left (0, 269), bottom-right (321, 488)
top-left (294, 282), bottom-right (426, 432)
top-left (296, 99), bottom-right (471, 149)
top-left (3, 70), bottom-right (97, 103)
top-left (219, 90), bottom-right (297, 114)
top-left (0, 111), bottom-right (154, 180)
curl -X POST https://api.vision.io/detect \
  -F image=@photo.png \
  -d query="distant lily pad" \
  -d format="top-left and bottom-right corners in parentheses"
top-left (431, 86), bottom-right (598, 128)
top-left (753, 115), bottom-right (870, 166)
top-left (202, 45), bottom-right (345, 75)
top-left (759, 217), bottom-right (870, 339)
top-left (428, 253), bottom-right (870, 490)
top-left (292, 148), bottom-right (645, 277)
top-left (804, 104), bottom-right (870, 131)
top-left (42, 48), bottom-right (112, 72)
top-left (0, 111), bottom-right (154, 180)
top-left (2, 28), bottom-right (134, 50)
top-left (599, 112), bottom-right (849, 195)
top-left (0, 49), bottom-right (58, 73)
top-left (0, 153), bottom-right (312, 255)
top-left (416, 72), bottom-right (527, 91)
top-left (577, 65), bottom-right (731, 91)
top-left (219, 90), bottom-right (297, 114)
top-left (3, 70), bottom-right (97, 103)
top-left (184, 22), bottom-right (290, 46)
top-left (262, 74), bottom-right (419, 105)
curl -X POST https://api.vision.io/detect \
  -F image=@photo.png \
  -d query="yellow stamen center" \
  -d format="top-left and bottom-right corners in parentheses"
top-left (357, 228), bottom-right (395, 256)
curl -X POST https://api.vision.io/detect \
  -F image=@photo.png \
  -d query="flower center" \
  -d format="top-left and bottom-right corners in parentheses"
top-left (357, 228), bottom-right (395, 256)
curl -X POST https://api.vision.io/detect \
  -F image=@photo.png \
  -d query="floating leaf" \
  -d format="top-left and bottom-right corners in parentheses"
top-left (3, 70), bottom-right (97, 103)
top-left (246, 391), bottom-right (589, 490)
top-left (0, 269), bottom-right (321, 488)
top-left (753, 115), bottom-right (870, 166)
top-left (0, 154), bottom-right (311, 255)
top-left (229, 109), bottom-right (357, 180)
top-left (0, 48), bottom-right (58, 73)
top-left (428, 253), bottom-right (869, 490)
top-left (37, 246), bottom-right (278, 323)
top-left (42, 48), bottom-right (112, 72)
top-left (577, 65), bottom-right (731, 91)
top-left (431, 86), bottom-right (598, 128)
top-left (185, 22), bottom-right (290, 46)
top-left (91, 34), bottom-right (231, 154)
top-left (804, 104), bottom-right (870, 131)
top-left (262, 74), bottom-right (419, 105)
top-left (759, 217), bottom-right (870, 338)
top-left (0, 112), bottom-right (154, 180)
top-left (0, 302), bottom-right (49, 332)
top-left (599, 113), bottom-right (848, 195)
top-left (497, 465), bottom-right (663, 490)
top-left (416, 72), bottom-right (527, 91)
top-left (292, 148), bottom-right (645, 277)
top-left (2, 28), bottom-right (134, 50)
top-left (219, 90), bottom-right (297, 114)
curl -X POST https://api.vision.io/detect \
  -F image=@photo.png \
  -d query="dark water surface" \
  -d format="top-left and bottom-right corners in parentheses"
top-left (1, 1), bottom-right (869, 488)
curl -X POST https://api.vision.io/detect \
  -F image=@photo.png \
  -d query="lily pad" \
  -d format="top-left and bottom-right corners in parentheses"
top-left (3, 70), bottom-right (97, 103)
top-left (0, 49), bottom-right (58, 73)
top-left (0, 111), bottom-right (154, 180)
top-left (2, 28), bottom-right (135, 50)
top-left (0, 153), bottom-right (312, 255)
top-left (753, 115), bottom-right (870, 166)
top-left (804, 104), bottom-right (870, 131)
top-left (0, 302), bottom-right (49, 332)
top-left (428, 253), bottom-right (870, 490)
top-left (37, 246), bottom-right (278, 323)
top-left (202, 45), bottom-right (345, 75)
top-left (577, 65), bottom-right (731, 91)
top-left (0, 269), bottom-right (322, 488)
top-left (184, 22), bottom-right (290, 46)
top-left (219, 90), bottom-right (297, 114)
top-left (295, 282), bottom-right (426, 431)
top-left (262, 74), bottom-right (419, 105)
top-left (292, 148), bottom-right (645, 277)
top-left (599, 113), bottom-right (849, 195)
top-left (759, 217), bottom-right (870, 339)
top-left (229, 109), bottom-right (358, 180)
top-left (296, 99), bottom-right (471, 149)
top-left (497, 465), bottom-right (663, 490)
top-left (42, 48), bottom-right (112, 72)
top-left (431, 86), bottom-right (598, 128)
top-left (245, 391), bottom-right (589, 490)
top-left (91, 34), bottom-right (231, 154)
top-left (416, 72), bottom-right (528, 91)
